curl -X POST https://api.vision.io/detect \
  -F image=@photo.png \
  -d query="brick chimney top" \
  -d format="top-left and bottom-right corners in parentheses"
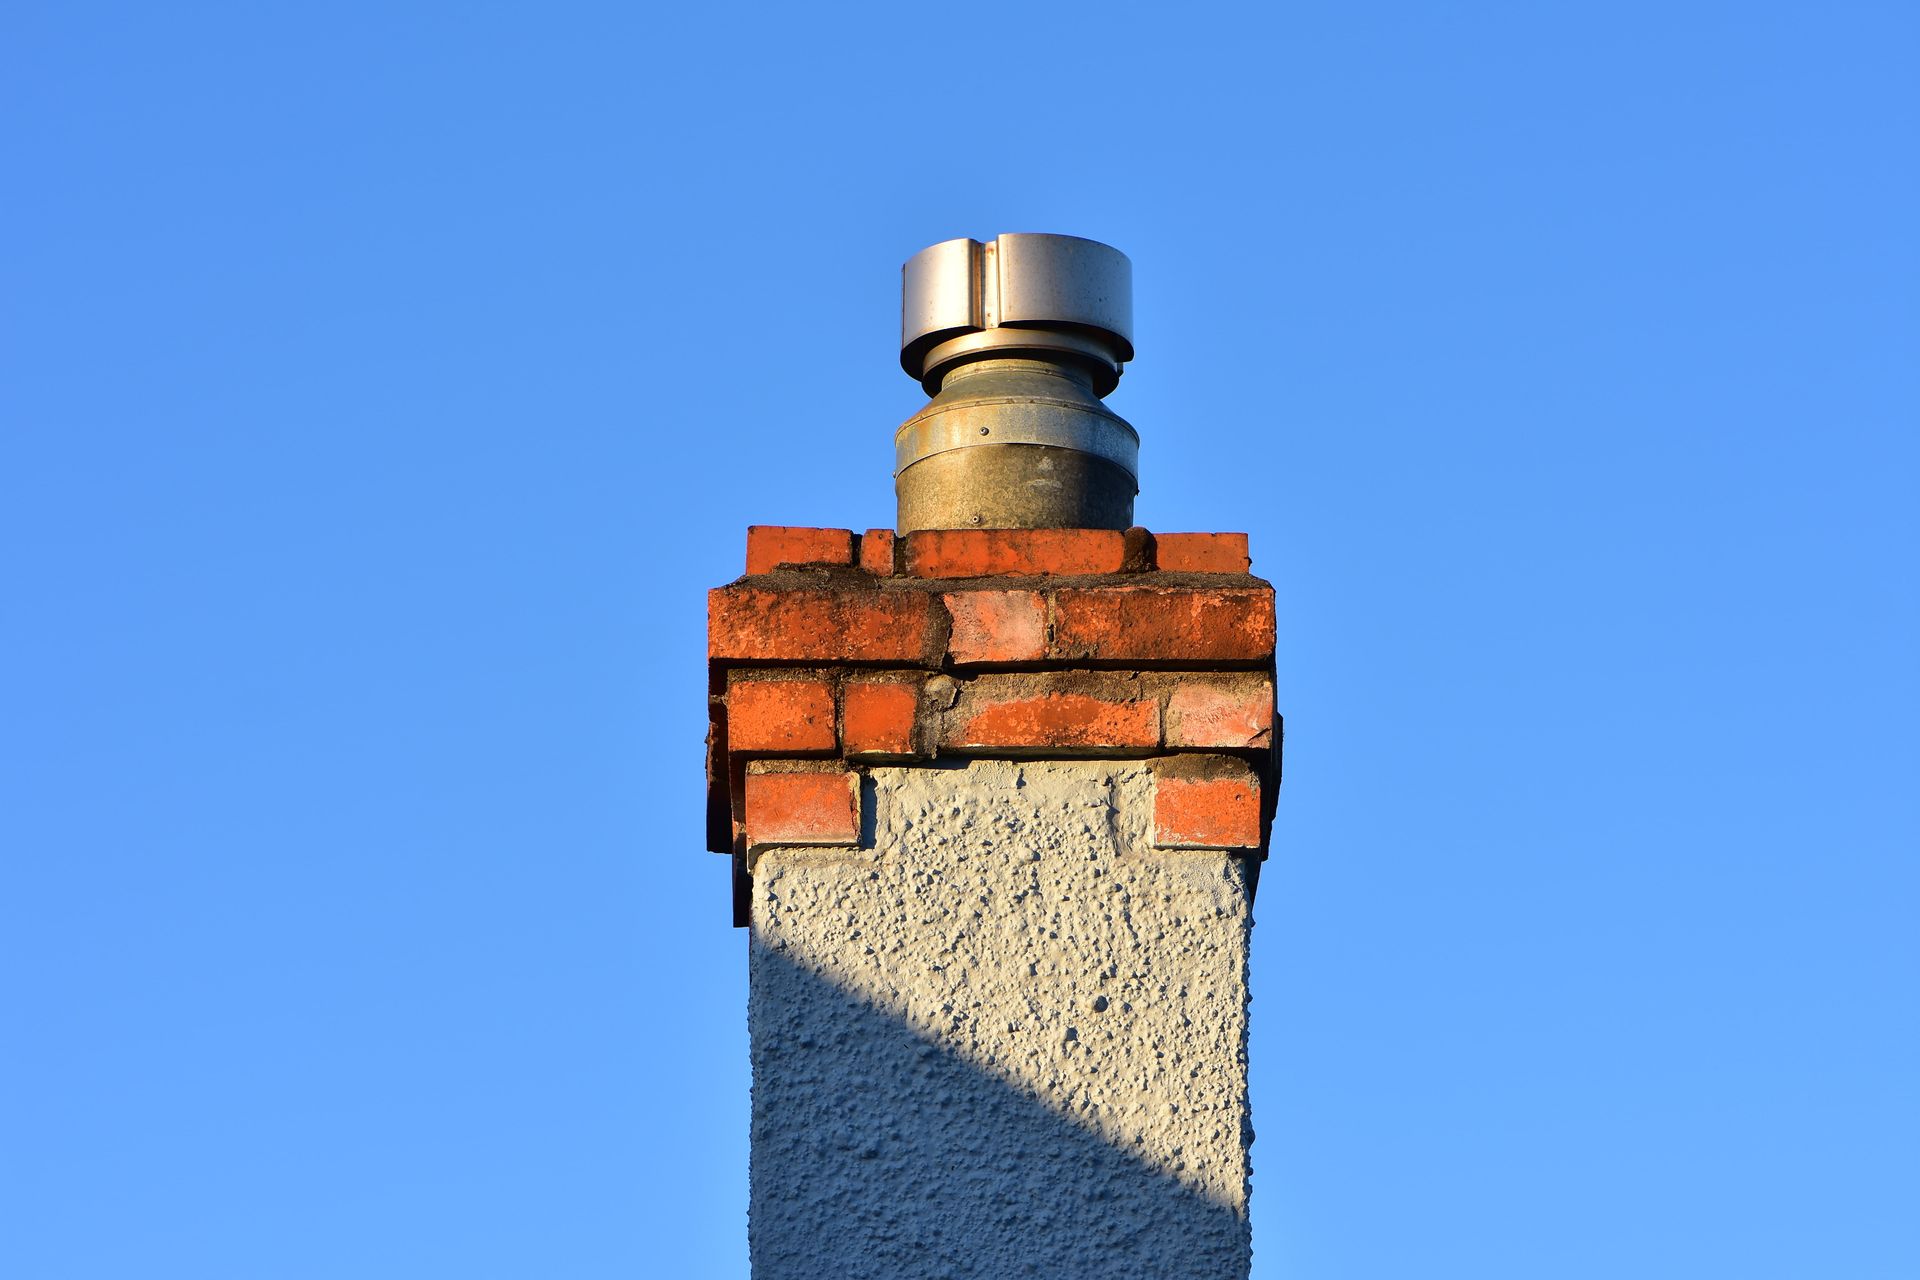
top-left (707, 525), bottom-right (1277, 926)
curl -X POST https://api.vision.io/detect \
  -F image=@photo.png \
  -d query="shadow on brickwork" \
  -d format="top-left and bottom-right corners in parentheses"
top-left (748, 940), bottom-right (1250, 1279)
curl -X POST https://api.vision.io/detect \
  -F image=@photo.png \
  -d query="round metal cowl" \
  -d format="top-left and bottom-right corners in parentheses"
top-left (900, 234), bottom-right (1134, 397)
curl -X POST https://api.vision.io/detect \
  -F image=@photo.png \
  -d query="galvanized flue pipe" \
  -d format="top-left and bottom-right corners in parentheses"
top-left (894, 234), bottom-right (1138, 533)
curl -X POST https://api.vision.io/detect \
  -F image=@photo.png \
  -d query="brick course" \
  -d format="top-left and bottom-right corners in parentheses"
top-left (708, 527), bottom-right (1280, 920)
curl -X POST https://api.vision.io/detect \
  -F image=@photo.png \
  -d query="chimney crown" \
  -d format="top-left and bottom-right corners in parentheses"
top-left (706, 525), bottom-right (1277, 925)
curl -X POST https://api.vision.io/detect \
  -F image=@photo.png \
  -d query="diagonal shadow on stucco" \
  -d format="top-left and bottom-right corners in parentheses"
top-left (748, 940), bottom-right (1251, 1279)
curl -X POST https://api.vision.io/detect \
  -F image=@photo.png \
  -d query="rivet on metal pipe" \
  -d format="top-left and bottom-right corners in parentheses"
top-left (894, 234), bottom-right (1138, 533)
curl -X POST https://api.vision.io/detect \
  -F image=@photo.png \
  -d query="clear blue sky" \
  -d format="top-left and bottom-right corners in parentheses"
top-left (4, 3), bottom-right (1915, 1276)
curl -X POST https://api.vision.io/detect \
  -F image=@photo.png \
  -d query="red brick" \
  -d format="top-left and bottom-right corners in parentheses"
top-left (1155, 532), bottom-right (1250, 574)
top-left (842, 677), bottom-right (922, 757)
top-left (726, 676), bottom-right (836, 753)
top-left (943, 681), bottom-right (1160, 753)
top-left (1164, 675), bottom-right (1275, 749)
top-left (858, 529), bottom-right (897, 576)
top-left (709, 586), bottom-right (944, 664)
top-left (904, 529), bottom-right (1127, 578)
top-left (944, 590), bottom-right (1046, 665)
top-left (1049, 585), bottom-right (1274, 664)
top-left (1152, 759), bottom-right (1262, 849)
top-left (743, 766), bottom-right (860, 849)
top-left (746, 526), bottom-right (856, 575)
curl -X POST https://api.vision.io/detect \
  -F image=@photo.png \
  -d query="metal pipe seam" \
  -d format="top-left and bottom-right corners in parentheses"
top-left (894, 392), bottom-right (1140, 479)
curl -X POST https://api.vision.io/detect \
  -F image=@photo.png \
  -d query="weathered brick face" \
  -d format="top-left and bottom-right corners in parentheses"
top-left (1150, 755), bottom-right (1264, 849)
top-left (742, 764), bottom-right (861, 850)
top-left (1152, 532), bottom-right (1251, 574)
top-left (944, 679), bottom-right (1161, 754)
top-left (840, 676), bottom-right (922, 758)
top-left (1048, 585), bottom-right (1276, 663)
top-left (943, 590), bottom-right (1047, 665)
top-left (903, 528), bottom-right (1129, 578)
top-left (725, 674), bottom-right (837, 754)
top-left (708, 526), bottom-right (1281, 923)
top-left (745, 525), bottom-right (858, 575)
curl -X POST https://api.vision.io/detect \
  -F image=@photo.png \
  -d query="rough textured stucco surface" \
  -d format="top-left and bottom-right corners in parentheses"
top-left (750, 760), bottom-right (1253, 1278)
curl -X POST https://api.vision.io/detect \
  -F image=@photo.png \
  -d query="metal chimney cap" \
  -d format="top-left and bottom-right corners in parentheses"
top-left (900, 234), bottom-right (1134, 396)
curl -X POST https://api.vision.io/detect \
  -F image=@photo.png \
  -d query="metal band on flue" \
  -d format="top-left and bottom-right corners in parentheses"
top-left (894, 234), bottom-right (1140, 533)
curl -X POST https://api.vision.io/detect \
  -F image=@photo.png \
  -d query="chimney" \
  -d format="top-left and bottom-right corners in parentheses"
top-left (706, 235), bottom-right (1279, 1278)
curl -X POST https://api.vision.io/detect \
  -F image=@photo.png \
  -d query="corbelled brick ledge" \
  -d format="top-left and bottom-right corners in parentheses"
top-left (708, 526), bottom-right (1282, 925)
